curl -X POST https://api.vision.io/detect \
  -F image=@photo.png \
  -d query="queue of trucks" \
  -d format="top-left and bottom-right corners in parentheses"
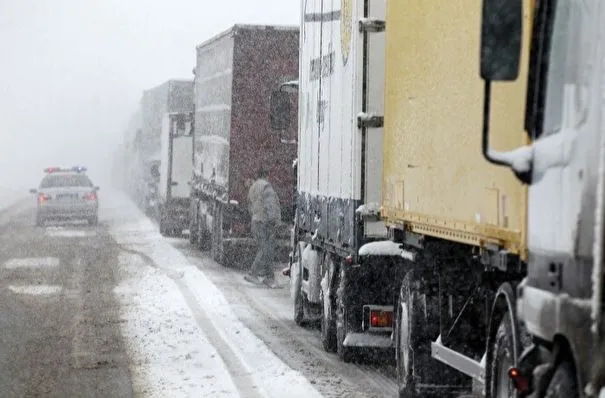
top-left (120, 0), bottom-right (605, 397)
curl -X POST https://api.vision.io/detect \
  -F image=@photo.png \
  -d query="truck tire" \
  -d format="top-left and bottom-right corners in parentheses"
top-left (544, 360), bottom-right (579, 398)
top-left (320, 255), bottom-right (337, 353)
top-left (35, 214), bottom-right (44, 227)
top-left (490, 312), bottom-right (516, 398)
top-left (293, 243), bottom-right (305, 326)
top-left (396, 269), bottom-right (454, 397)
top-left (336, 267), bottom-right (353, 363)
top-left (210, 203), bottom-right (224, 264)
top-left (188, 219), bottom-right (197, 244)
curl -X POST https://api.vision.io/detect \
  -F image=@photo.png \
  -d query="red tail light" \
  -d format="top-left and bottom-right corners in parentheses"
top-left (370, 310), bottom-right (393, 328)
top-left (84, 192), bottom-right (97, 200)
top-left (38, 193), bottom-right (51, 204)
top-left (508, 367), bottom-right (530, 393)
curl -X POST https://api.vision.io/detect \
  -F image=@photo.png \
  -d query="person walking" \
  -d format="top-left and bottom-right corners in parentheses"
top-left (245, 167), bottom-right (281, 287)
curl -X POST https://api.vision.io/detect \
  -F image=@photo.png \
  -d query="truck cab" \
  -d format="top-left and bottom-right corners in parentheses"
top-left (479, 0), bottom-right (605, 395)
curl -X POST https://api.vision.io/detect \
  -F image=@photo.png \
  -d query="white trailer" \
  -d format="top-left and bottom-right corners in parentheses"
top-left (270, 0), bottom-right (408, 362)
top-left (157, 112), bottom-right (194, 236)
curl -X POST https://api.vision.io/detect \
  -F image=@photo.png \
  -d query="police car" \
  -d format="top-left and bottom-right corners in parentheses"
top-left (29, 166), bottom-right (99, 226)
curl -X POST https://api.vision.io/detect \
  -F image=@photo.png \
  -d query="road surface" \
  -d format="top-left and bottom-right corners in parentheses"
top-left (0, 201), bottom-right (133, 397)
top-left (0, 191), bottom-right (477, 398)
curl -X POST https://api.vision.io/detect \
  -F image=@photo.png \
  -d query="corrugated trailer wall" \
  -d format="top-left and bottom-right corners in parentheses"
top-left (381, 0), bottom-right (532, 256)
top-left (230, 25), bottom-right (299, 222)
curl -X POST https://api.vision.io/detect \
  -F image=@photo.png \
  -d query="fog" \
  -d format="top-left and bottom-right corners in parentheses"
top-left (0, 0), bottom-right (299, 192)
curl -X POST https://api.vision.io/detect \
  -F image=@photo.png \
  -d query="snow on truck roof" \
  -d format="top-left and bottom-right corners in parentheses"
top-left (195, 24), bottom-right (299, 50)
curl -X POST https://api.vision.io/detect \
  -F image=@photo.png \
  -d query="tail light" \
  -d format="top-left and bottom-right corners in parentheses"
top-left (370, 310), bottom-right (393, 328)
top-left (508, 367), bottom-right (530, 393)
top-left (38, 193), bottom-right (51, 204)
top-left (84, 192), bottom-right (97, 201)
top-left (363, 305), bottom-right (394, 331)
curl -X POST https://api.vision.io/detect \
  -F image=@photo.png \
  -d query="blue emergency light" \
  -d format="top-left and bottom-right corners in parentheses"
top-left (71, 165), bottom-right (87, 173)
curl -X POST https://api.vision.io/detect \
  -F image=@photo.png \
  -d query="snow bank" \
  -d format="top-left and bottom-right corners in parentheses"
top-left (107, 191), bottom-right (323, 398)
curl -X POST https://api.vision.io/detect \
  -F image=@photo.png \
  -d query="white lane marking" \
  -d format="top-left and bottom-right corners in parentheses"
top-left (4, 257), bottom-right (60, 269)
top-left (46, 229), bottom-right (96, 238)
top-left (8, 285), bottom-right (63, 295)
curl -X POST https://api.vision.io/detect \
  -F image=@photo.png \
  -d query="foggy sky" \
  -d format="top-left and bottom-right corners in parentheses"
top-left (0, 0), bottom-right (300, 190)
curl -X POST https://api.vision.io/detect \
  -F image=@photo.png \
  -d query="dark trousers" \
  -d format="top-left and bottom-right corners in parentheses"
top-left (249, 220), bottom-right (276, 280)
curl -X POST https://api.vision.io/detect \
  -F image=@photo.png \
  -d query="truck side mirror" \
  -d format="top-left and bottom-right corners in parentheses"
top-left (479, 0), bottom-right (532, 184)
top-left (480, 0), bottom-right (523, 81)
top-left (270, 91), bottom-right (291, 131)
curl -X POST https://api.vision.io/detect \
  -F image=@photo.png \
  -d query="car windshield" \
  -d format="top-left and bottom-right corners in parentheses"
top-left (40, 174), bottom-right (93, 188)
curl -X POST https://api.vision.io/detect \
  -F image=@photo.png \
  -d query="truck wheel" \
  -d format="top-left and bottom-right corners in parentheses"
top-left (396, 270), bottom-right (446, 397)
top-left (210, 204), bottom-right (224, 264)
top-left (35, 215), bottom-right (44, 227)
top-left (321, 297), bottom-right (337, 352)
top-left (336, 267), bottom-right (353, 363)
top-left (294, 284), bottom-right (305, 326)
top-left (320, 256), bottom-right (337, 352)
top-left (490, 312), bottom-right (516, 398)
top-left (188, 220), bottom-right (197, 244)
top-left (292, 243), bottom-right (305, 326)
top-left (88, 215), bottom-right (98, 226)
top-left (197, 214), bottom-right (212, 251)
top-left (544, 360), bottom-right (579, 398)
top-left (159, 220), bottom-right (167, 236)
top-left (336, 304), bottom-right (353, 362)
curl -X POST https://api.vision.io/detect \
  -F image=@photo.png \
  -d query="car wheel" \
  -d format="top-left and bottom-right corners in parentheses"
top-left (88, 216), bottom-right (98, 226)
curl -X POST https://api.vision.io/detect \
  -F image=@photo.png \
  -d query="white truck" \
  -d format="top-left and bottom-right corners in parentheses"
top-left (478, 0), bottom-right (605, 396)
top-left (157, 112), bottom-right (194, 236)
top-left (270, 0), bottom-right (408, 362)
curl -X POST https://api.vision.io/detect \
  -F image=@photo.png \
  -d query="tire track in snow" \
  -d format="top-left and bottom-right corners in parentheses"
top-left (183, 253), bottom-right (398, 398)
top-left (118, 246), bottom-right (264, 398)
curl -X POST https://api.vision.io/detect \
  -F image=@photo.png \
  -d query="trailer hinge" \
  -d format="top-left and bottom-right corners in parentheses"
top-left (357, 112), bottom-right (384, 128)
top-left (358, 18), bottom-right (385, 33)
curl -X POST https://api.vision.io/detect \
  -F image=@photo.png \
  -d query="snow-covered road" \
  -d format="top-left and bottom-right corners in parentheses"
top-left (104, 192), bottom-right (325, 398)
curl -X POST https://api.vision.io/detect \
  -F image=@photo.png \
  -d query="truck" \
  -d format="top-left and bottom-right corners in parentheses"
top-left (157, 112), bottom-right (194, 236)
top-left (188, 24), bottom-right (299, 267)
top-left (270, 0), bottom-right (410, 361)
top-left (477, 0), bottom-right (605, 397)
top-left (139, 79), bottom-right (193, 215)
top-left (372, 0), bottom-right (537, 396)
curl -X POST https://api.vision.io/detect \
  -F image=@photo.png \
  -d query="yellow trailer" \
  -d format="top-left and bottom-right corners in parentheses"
top-left (378, 0), bottom-right (536, 396)
top-left (381, 0), bottom-right (531, 258)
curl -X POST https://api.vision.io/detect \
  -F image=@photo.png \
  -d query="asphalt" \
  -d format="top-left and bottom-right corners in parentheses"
top-left (0, 201), bottom-right (133, 397)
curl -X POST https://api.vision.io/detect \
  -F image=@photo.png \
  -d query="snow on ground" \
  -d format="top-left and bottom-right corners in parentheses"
top-left (104, 191), bottom-right (324, 398)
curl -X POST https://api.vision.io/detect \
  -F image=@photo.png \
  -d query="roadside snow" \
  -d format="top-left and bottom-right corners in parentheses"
top-left (107, 191), bottom-right (324, 398)
top-left (115, 254), bottom-right (240, 397)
